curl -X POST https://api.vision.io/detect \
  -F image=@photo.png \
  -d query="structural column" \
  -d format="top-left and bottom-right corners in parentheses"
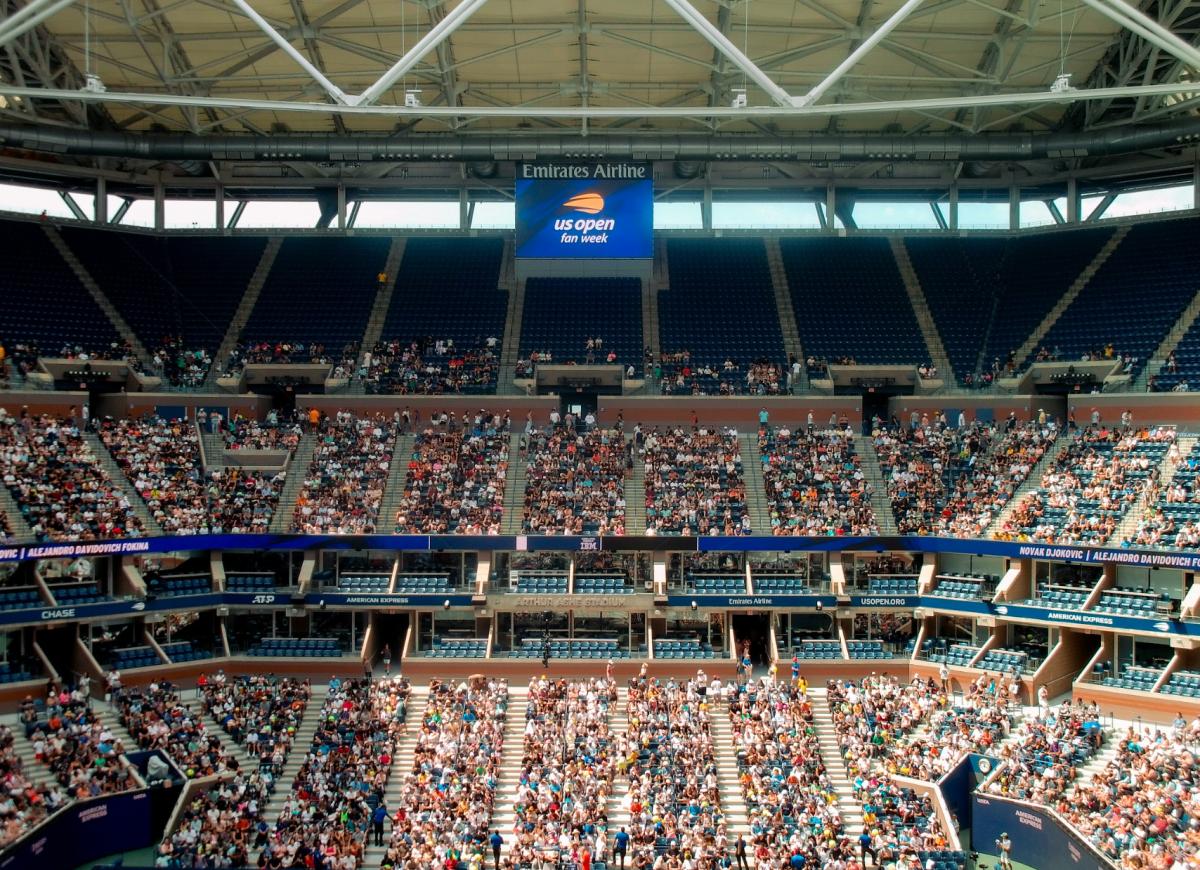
top-left (94, 177), bottom-right (107, 224)
top-left (460, 187), bottom-right (469, 230)
top-left (1008, 186), bottom-right (1020, 230)
top-left (1194, 159), bottom-right (1199, 210)
top-left (1066, 177), bottom-right (1080, 223)
top-left (701, 185), bottom-right (713, 230)
top-left (337, 184), bottom-right (346, 230)
top-left (826, 184), bottom-right (836, 231)
top-left (215, 185), bottom-right (225, 230)
top-left (154, 182), bottom-right (165, 230)
top-left (948, 184), bottom-right (959, 231)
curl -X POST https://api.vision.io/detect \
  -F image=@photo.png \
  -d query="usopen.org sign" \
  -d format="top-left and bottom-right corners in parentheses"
top-left (515, 163), bottom-right (653, 259)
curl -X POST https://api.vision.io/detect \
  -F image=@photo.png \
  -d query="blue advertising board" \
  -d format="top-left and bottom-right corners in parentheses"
top-left (0, 788), bottom-right (152, 869)
top-left (971, 794), bottom-right (1111, 870)
top-left (515, 163), bottom-right (653, 259)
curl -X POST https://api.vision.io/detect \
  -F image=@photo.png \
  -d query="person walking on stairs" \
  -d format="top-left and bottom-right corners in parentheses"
top-left (382, 644), bottom-right (392, 676)
top-left (614, 828), bottom-right (629, 869)
top-left (736, 835), bottom-right (748, 870)
top-left (491, 830), bottom-right (504, 870)
top-left (372, 803), bottom-right (388, 846)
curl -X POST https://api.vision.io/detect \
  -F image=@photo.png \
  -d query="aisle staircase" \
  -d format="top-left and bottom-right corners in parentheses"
top-left (498, 279), bottom-right (528, 396)
top-left (268, 434), bottom-right (316, 533)
top-left (255, 685), bottom-right (327, 862)
top-left (857, 438), bottom-right (898, 535)
top-left (83, 432), bottom-right (160, 533)
top-left (377, 434), bottom-right (413, 536)
top-left (624, 449), bottom-right (646, 534)
top-left (501, 433), bottom-right (526, 535)
top-left (889, 238), bottom-right (955, 385)
top-left (738, 434), bottom-right (772, 534)
top-left (708, 706), bottom-right (752, 843)
top-left (764, 238), bottom-right (806, 394)
top-left (806, 688), bottom-right (866, 834)
top-left (13, 726), bottom-right (66, 790)
top-left (1116, 435), bottom-right (1198, 542)
top-left (361, 684), bottom-right (431, 867)
top-left (359, 238), bottom-right (408, 363)
top-left (212, 237), bottom-right (284, 380)
top-left (489, 685), bottom-right (531, 835)
top-left (982, 440), bottom-right (1063, 537)
top-left (0, 483), bottom-right (36, 540)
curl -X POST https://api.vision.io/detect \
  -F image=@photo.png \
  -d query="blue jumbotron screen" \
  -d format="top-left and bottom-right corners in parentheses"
top-left (515, 163), bottom-right (653, 259)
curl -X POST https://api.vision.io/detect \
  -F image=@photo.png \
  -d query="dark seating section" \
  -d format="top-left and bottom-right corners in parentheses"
top-left (0, 586), bottom-right (42, 611)
top-left (109, 645), bottom-right (161, 669)
top-left (0, 219), bottom-right (120, 354)
top-left (50, 582), bottom-right (109, 605)
top-left (226, 573), bottom-right (275, 592)
top-left (1030, 218), bottom-right (1200, 376)
top-left (906, 231), bottom-right (1111, 384)
top-left (339, 573), bottom-right (391, 592)
top-left (511, 572), bottom-right (568, 594)
top-left (933, 575), bottom-right (988, 600)
top-left (394, 573), bottom-right (452, 593)
top-left (796, 640), bottom-right (843, 660)
top-left (1103, 666), bottom-right (1162, 692)
top-left (1157, 317), bottom-right (1200, 390)
top-left (782, 237), bottom-right (926, 364)
top-left (248, 637), bottom-right (341, 657)
top-left (426, 638), bottom-right (488, 658)
top-left (867, 575), bottom-right (918, 594)
top-left (687, 573), bottom-right (745, 594)
top-left (1160, 670), bottom-right (1200, 696)
top-left (59, 228), bottom-right (265, 350)
top-left (0, 661), bottom-right (34, 683)
top-left (574, 574), bottom-right (633, 594)
top-left (516, 638), bottom-right (629, 659)
top-left (658, 238), bottom-right (786, 367)
top-left (652, 638), bottom-right (713, 659)
top-left (160, 640), bottom-right (213, 663)
top-left (381, 237), bottom-right (506, 347)
top-left (1024, 582), bottom-right (1091, 608)
top-left (752, 572), bottom-right (810, 593)
top-left (1093, 587), bottom-right (1166, 616)
top-left (520, 278), bottom-right (642, 365)
top-left (847, 641), bottom-right (892, 660)
top-left (243, 237), bottom-right (390, 346)
top-left (979, 647), bottom-right (1031, 673)
top-left (929, 643), bottom-right (980, 667)
top-left (148, 573), bottom-right (211, 597)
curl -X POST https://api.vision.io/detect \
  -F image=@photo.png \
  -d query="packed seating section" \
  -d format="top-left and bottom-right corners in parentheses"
top-left (641, 426), bottom-right (749, 535)
top-left (759, 424), bottom-right (877, 535)
top-left (522, 425), bottom-right (629, 535)
top-left (292, 410), bottom-right (396, 534)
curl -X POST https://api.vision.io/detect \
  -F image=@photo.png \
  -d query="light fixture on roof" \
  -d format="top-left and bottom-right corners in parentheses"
top-left (1050, 73), bottom-right (1074, 93)
top-left (81, 74), bottom-right (106, 93)
top-left (404, 89), bottom-right (422, 108)
top-left (731, 88), bottom-right (747, 108)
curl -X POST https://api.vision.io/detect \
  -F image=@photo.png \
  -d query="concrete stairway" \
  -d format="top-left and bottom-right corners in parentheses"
top-left (13, 726), bottom-right (64, 790)
top-left (488, 685), bottom-right (531, 835)
top-left (498, 279), bottom-right (528, 396)
top-left (268, 434), bottom-right (317, 534)
top-left (982, 440), bottom-right (1063, 537)
top-left (359, 238), bottom-right (408, 363)
top-left (807, 688), bottom-right (865, 833)
top-left (361, 684), bottom-right (431, 867)
top-left (605, 687), bottom-right (633, 838)
top-left (624, 449), bottom-right (646, 534)
top-left (83, 432), bottom-right (160, 533)
top-left (43, 225), bottom-right (150, 363)
top-left (256, 686), bottom-right (327, 860)
top-left (763, 238), bottom-right (806, 394)
top-left (708, 707), bottom-right (752, 841)
top-left (856, 437), bottom-right (898, 535)
top-left (0, 483), bottom-right (36, 540)
top-left (213, 237), bottom-right (284, 377)
top-left (641, 277), bottom-right (660, 366)
top-left (738, 434), bottom-right (772, 534)
top-left (889, 238), bottom-right (955, 385)
top-left (377, 434), bottom-right (414, 536)
top-left (1116, 435), bottom-right (1197, 542)
top-left (501, 433), bottom-right (526, 535)
top-left (1012, 226), bottom-right (1129, 367)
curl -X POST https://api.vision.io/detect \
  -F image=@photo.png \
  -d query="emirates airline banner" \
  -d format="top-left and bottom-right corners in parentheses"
top-left (515, 163), bottom-right (653, 258)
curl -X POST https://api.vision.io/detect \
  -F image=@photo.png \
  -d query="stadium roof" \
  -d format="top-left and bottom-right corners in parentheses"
top-left (0, 0), bottom-right (1197, 191)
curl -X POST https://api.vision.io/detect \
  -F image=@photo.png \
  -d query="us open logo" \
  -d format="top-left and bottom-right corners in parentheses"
top-left (553, 192), bottom-right (616, 241)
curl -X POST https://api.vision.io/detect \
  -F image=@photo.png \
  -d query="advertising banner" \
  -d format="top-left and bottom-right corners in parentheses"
top-left (515, 163), bottom-right (653, 259)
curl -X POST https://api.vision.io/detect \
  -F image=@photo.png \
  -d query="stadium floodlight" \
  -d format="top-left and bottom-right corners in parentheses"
top-left (405, 90), bottom-right (422, 108)
top-left (80, 73), bottom-right (106, 94)
top-left (1050, 74), bottom-right (1074, 94)
top-left (731, 89), bottom-right (747, 109)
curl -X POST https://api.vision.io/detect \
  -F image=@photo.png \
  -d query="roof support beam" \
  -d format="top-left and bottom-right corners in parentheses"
top-left (226, 0), bottom-right (350, 104)
top-left (356, 0), bottom-right (490, 106)
top-left (661, 0), bottom-right (796, 106)
top-left (1075, 0), bottom-right (1200, 72)
top-left (798, 0), bottom-right (927, 106)
top-left (0, 0), bottom-right (79, 50)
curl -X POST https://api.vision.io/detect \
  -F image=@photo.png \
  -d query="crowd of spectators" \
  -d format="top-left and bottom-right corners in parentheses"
top-left (363, 339), bottom-right (500, 395)
top-left (522, 426), bottom-right (629, 535)
top-left (506, 676), bottom-right (615, 866)
top-left (291, 411), bottom-right (396, 534)
top-left (117, 681), bottom-right (227, 778)
top-left (27, 698), bottom-right (139, 798)
top-left (378, 677), bottom-right (508, 870)
top-left (982, 698), bottom-right (1102, 807)
top-left (617, 673), bottom-right (725, 867)
top-left (657, 355), bottom-right (787, 397)
top-left (0, 411), bottom-right (146, 541)
top-left (222, 341), bottom-right (357, 376)
top-left (219, 416), bottom-right (302, 453)
top-left (394, 411), bottom-right (510, 534)
top-left (100, 415), bottom-right (206, 534)
top-left (203, 674), bottom-right (310, 774)
top-left (0, 721), bottom-right (66, 846)
top-left (994, 426), bottom-right (1175, 545)
top-left (640, 426), bottom-right (750, 535)
top-left (208, 468), bottom-right (283, 534)
top-left (260, 675), bottom-right (410, 869)
top-left (148, 337), bottom-right (213, 390)
top-left (728, 678), bottom-right (845, 862)
top-left (1050, 718), bottom-right (1200, 870)
top-left (759, 424), bottom-right (877, 536)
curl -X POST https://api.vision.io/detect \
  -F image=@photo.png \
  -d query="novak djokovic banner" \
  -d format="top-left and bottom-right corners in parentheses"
top-left (515, 163), bottom-right (653, 259)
